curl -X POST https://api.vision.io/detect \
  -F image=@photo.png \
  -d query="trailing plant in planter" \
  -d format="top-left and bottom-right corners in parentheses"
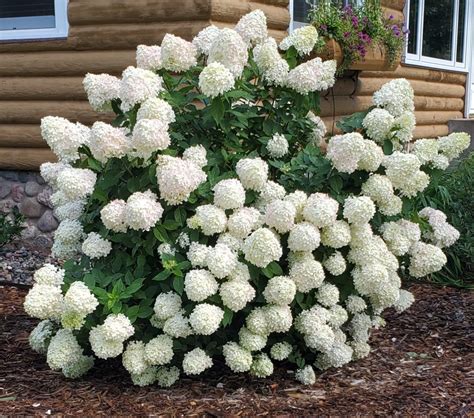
top-left (309, 0), bottom-right (407, 73)
top-left (24, 11), bottom-right (470, 387)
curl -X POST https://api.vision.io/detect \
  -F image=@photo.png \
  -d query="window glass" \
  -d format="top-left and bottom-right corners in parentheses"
top-left (421, 0), bottom-right (454, 61)
top-left (407, 0), bottom-right (419, 54)
top-left (456, 0), bottom-right (466, 63)
top-left (0, 0), bottom-right (55, 30)
top-left (293, 0), bottom-right (314, 24)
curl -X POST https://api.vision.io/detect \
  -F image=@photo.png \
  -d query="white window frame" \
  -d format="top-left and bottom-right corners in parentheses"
top-left (404, 0), bottom-right (472, 73)
top-left (0, 0), bottom-right (69, 42)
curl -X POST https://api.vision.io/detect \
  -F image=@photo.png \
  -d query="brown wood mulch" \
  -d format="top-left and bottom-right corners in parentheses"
top-left (0, 284), bottom-right (472, 417)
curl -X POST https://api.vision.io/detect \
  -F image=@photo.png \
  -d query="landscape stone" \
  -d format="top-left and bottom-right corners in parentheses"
top-left (0, 180), bottom-right (11, 199)
top-left (37, 187), bottom-right (53, 208)
top-left (19, 197), bottom-right (44, 218)
top-left (0, 171), bottom-right (19, 181)
top-left (11, 184), bottom-right (24, 202)
top-left (33, 235), bottom-right (53, 248)
top-left (37, 210), bottom-right (59, 232)
top-left (25, 181), bottom-right (42, 197)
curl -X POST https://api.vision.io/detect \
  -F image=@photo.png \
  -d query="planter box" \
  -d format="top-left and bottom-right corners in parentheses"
top-left (316, 39), bottom-right (399, 71)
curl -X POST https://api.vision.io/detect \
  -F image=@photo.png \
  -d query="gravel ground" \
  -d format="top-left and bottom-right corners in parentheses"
top-left (0, 283), bottom-right (472, 416)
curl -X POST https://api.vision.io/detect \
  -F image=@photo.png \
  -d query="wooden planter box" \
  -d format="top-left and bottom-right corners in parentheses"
top-left (316, 38), bottom-right (399, 71)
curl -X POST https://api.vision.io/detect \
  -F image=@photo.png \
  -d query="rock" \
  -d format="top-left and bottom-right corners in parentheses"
top-left (34, 235), bottom-right (53, 248)
top-left (0, 199), bottom-right (15, 214)
top-left (36, 174), bottom-right (46, 185)
top-left (25, 181), bottom-right (42, 197)
top-left (0, 180), bottom-right (12, 199)
top-left (18, 172), bottom-right (37, 183)
top-left (37, 210), bottom-right (59, 232)
top-left (37, 187), bottom-right (53, 209)
top-left (21, 225), bottom-right (38, 240)
top-left (0, 171), bottom-right (19, 181)
top-left (11, 184), bottom-right (24, 202)
top-left (19, 197), bottom-right (45, 218)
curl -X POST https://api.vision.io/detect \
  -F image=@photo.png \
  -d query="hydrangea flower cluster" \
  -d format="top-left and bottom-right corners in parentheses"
top-left (25, 10), bottom-right (469, 387)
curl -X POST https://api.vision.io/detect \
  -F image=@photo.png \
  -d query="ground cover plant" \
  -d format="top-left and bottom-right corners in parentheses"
top-left (23, 10), bottom-right (470, 387)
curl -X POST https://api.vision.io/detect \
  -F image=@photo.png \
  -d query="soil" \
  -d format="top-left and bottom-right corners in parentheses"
top-left (0, 284), bottom-right (472, 416)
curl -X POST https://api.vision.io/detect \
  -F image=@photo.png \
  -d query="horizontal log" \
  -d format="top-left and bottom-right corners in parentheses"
top-left (362, 65), bottom-right (467, 85)
top-left (0, 77), bottom-right (86, 100)
top-left (211, 21), bottom-right (285, 40)
top-left (414, 111), bottom-right (464, 125)
top-left (381, 0), bottom-right (405, 11)
top-left (413, 124), bottom-right (449, 139)
top-left (414, 96), bottom-right (464, 111)
top-left (252, 0), bottom-right (289, 5)
top-left (0, 21), bottom-right (208, 52)
top-left (0, 125), bottom-right (46, 148)
top-left (211, 0), bottom-right (289, 29)
top-left (68, 0), bottom-right (210, 25)
top-left (0, 148), bottom-right (56, 170)
top-left (382, 8), bottom-right (404, 22)
top-left (355, 77), bottom-right (466, 98)
top-left (0, 101), bottom-right (113, 124)
top-left (0, 50), bottom-right (135, 77)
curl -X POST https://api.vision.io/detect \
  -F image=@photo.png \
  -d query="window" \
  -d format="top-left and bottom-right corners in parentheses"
top-left (404, 0), bottom-right (472, 71)
top-left (0, 0), bottom-right (68, 41)
top-left (290, 0), bottom-right (364, 31)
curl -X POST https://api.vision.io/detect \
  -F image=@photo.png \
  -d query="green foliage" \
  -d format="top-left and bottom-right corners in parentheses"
top-left (412, 153), bottom-right (474, 288)
top-left (309, 0), bottom-right (406, 73)
top-left (0, 207), bottom-right (24, 247)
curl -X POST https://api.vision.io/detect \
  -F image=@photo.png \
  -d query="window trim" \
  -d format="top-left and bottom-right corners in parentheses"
top-left (403, 0), bottom-right (472, 73)
top-left (0, 0), bottom-right (69, 42)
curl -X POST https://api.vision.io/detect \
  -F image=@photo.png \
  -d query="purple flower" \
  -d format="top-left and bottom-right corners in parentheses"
top-left (391, 24), bottom-right (401, 37)
top-left (344, 31), bottom-right (351, 38)
top-left (320, 24), bottom-right (328, 32)
top-left (359, 32), bottom-right (371, 43)
top-left (389, 15), bottom-right (394, 20)
top-left (352, 16), bottom-right (359, 27)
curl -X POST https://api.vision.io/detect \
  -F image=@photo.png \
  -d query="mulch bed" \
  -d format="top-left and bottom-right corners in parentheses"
top-left (0, 284), bottom-right (472, 416)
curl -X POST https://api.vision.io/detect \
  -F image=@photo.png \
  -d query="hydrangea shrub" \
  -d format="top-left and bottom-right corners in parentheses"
top-left (25, 11), bottom-right (470, 387)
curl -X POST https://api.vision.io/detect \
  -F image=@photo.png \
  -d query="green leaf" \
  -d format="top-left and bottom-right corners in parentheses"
top-left (382, 139), bottom-right (394, 155)
top-left (222, 309), bottom-right (234, 327)
top-left (336, 108), bottom-right (371, 133)
top-left (153, 270), bottom-right (172, 281)
top-left (172, 276), bottom-right (184, 295)
top-left (210, 97), bottom-right (225, 124)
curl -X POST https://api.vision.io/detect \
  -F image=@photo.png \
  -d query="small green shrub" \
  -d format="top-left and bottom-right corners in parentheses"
top-left (0, 208), bottom-right (24, 247)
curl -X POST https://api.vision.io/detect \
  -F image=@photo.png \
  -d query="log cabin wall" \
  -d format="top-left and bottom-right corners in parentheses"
top-left (0, 0), bottom-right (467, 169)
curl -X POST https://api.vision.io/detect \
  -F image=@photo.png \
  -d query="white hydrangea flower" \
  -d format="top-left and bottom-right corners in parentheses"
top-left (236, 157), bottom-right (269, 191)
top-left (284, 190), bottom-right (308, 220)
top-left (212, 178), bottom-right (245, 210)
top-left (227, 207), bottom-right (261, 239)
top-left (83, 73), bottom-right (121, 112)
top-left (160, 33), bottom-right (197, 72)
top-left (239, 327), bottom-right (267, 352)
top-left (51, 240), bottom-right (81, 260)
top-left (136, 97), bottom-right (175, 125)
top-left (267, 133), bottom-right (289, 158)
top-left (29, 320), bottom-right (56, 354)
top-left (438, 132), bottom-right (470, 160)
top-left (46, 329), bottom-right (84, 371)
top-left (136, 44), bottom-right (162, 71)
top-left (287, 58), bottom-right (336, 94)
top-left (270, 342), bottom-right (292, 360)
top-left (162, 311), bottom-right (192, 338)
top-left (361, 174), bottom-right (395, 205)
top-left (307, 111), bottom-right (327, 145)
top-left (287, 222), bottom-right (320, 252)
top-left (100, 199), bottom-right (127, 232)
top-left (326, 132), bottom-right (365, 174)
top-left (419, 207), bottom-right (460, 248)
top-left (263, 276), bottom-right (297, 306)
top-left (323, 251), bottom-right (346, 276)
top-left (144, 335), bottom-right (174, 365)
top-left (61, 353), bottom-right (94, 379)
top-left (257, 180), bottom-right (287, 209)
top-left (40, 116), bottom-right (89, 163)
top-left (156, 155), bottom-right (206, 205)
top-left (33, 263), bottom-right (65, 287)
top-left (345, 295), bottom-right (367, 314)
top-left (222, 342), bottom-right (253, 372)
top-left (373, 78), bottom-right (415, 117)
top-left (156, 366), bottom-right (180, 387)
top-left (316, 283), bottom-right (340, 307)
top-left (189, 303), bottom-right (224, 335)
top-left (102, 313), bottom-right (135, 342)
top-left (380, 220), bottom-right (420, 256)
top-left (315, 342), bottom-right (353, 370)
top-left (327, 305), bottom-right (348, 328)
top-left (89, 326), bottom-right (124, 359)
top-left (264, 305), bottom-right (293, 333)
top-left (246, 307), bottom-right (268, 335)
top-left (89, 121), bottom-right (131, 163)
top-left (193, 25), bottom-right (221, 55)
top-left (295, 305), bottom-right (329, 333)
top-left (199, 62), bottom-right (235, 98)
top-left (82, 232), bottom-right (112, 259)
top-left (158, 243), bottom-right (175, 259)
top-left (431, 154), bottom-right (450, 170)
top-left (393, 111), bottom-right (416, 144)
top-left (321, 220), bottom-right (351, 249)
top-left (131, 119), bottom-right (170, 160)
top-left (206, 243), bottom-right (237, 279)
top-left (24, 284), bottom-right (63, 320)
top-left (250, 353), bottom-right (274, 378)
top-left (40, 161), bottom-right (70, 189)
top-left (264, 199), bottom-right (296, 234)
top-left (227, 261), bottom-right (251, 281)
top-left (119, 66), bottom-right (164, 111)
top-left (54, 201), bottom-right (85, 222)
top-left (124, 190), bottom-right (163, 231)
top-left (63, 281), bottom-right (98, 317)
top-left (182, 144), bottom-right (207, 168)
top-left (409, 241), bottom-right (447, 277)
top-left (351, 263), bottom-right (390, 298)
top-left (184, 269), bottom-right (219, 302)
top-left (235, 9), bottom-right (267, 46)
top-left (303, 193), bottom-right (339, 228)
top-left (54, 219), bottom-right (84, 245)
top-left (393, 289), bottom-right (415, 313)
top-left (154, 292), bottom-right (182, 321)
top-left (187, 242), bottom-right (210, 268)
top-left (295, 365), bottom-right (316, 385)
top-left (349, 313), bottom-right (372, 342)
top-left (411, 138), bottom-right (439, 164)
top-left (343, 196), bottom-right (376, 224)
top-left (220, 279), bottom-right (256, 312)
top-left (122, 341), bottom-right (148, 375)
top-left (243, 228), bottom-right (282, 268)
top-left (57, 167), bottom-right (96, 201)
top-left (289, 257), bottom-right (325, 293)
top-left (357, 140), bottom-right (384, 172)
top-left (253, 37), bottom-right (289, 86)
top-left (208, 28), bottom-right (248, 77)
top-left (362, 108), bottom-right (394, 143)
top-left (182, 348), bottom-right (213, 375)
top-left (130, 366), bottom-right (158, 387)
top-left (280, 25), bottom-right (318, 56)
